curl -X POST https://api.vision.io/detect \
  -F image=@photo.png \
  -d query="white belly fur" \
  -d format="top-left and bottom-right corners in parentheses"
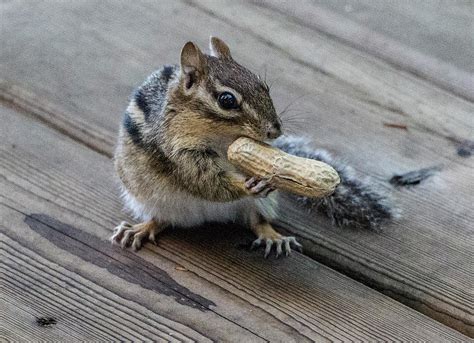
top-left (120, 185), bottom-right (255, 227)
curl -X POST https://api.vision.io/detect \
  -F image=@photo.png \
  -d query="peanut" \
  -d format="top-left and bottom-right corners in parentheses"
top-left (228, 137), bottom-right (340, 197)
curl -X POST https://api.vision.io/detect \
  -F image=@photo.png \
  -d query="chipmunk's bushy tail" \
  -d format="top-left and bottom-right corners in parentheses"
top-left (272, 136), bottom-right (395, 230)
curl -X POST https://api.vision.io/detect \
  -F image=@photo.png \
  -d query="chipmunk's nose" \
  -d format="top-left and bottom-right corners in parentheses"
top-left (266, 121), bottom-right (282, 139)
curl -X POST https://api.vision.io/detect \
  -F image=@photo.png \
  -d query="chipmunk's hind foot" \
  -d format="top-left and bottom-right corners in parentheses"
top-left (110, 220), bottom-right (164, 251)
top-left (251, 221), bottom-right (302, 258)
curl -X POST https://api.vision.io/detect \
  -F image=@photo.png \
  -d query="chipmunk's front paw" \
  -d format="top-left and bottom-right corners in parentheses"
top-left (110, 220), bottom-right (162, 251)
top-left (245, 176), bottom-right (275, 198)
top-left (251, 233), bottom-right (303, 258)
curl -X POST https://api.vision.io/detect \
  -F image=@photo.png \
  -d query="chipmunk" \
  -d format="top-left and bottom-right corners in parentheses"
top-left (111, 37), bottom-right (394, 257)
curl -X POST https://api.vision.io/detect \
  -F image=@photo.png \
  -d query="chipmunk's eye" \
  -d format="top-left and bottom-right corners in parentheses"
top-left (218, 92), bottom-right (239, 110)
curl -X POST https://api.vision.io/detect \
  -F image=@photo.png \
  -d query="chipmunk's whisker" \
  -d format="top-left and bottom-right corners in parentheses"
top-left (279, 109), bottom-right (312, 126)
top-left (278, 94), bottom-right (309, 117)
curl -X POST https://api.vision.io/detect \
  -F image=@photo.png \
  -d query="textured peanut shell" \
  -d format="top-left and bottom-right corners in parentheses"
top-left (228, 137), bottom-right (340, 197)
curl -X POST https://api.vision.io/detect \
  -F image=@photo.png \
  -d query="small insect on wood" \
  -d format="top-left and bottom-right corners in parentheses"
top-left (228, 137), bottom-right (340, 197)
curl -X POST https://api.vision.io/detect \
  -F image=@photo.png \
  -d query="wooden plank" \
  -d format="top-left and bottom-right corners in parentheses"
top-left (188, 2), bottom-right (474, 336)
top-left (1, 0), bottom-right (472, 166)
top-left (1, 0), bottom-right (473, 336)
top-left (256, 0), bottom-right (474, 101)
top-left (316, 0), bottom-right (474, 73)
top-left (0, 111), bottom-right (292, 342)
top-left (1, 232), bottom-right (205, 342)
top-left (0, 108), bottom-right (469, 340)
top-left (194, 0), bottom-right (474, 143)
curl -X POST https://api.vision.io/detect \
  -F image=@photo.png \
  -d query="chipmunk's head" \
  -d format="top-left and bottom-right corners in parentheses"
top-left (175, 37), bottom-right (282, 142)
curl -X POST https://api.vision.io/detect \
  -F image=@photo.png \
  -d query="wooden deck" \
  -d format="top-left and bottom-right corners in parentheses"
top-left (1, 1), bottom-right (473, 341)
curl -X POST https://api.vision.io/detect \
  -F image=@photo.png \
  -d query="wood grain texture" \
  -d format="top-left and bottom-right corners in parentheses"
top-left (1, 0), bottom-right (473, 337)
top-left (317, 0), bottom-right (474, 72)
top-left (1, 233), bottom-right (204, 343)
top-left (0, 106), bottom-right (469, 341)
top-left (256, 0), bottom-right (474, 101)
top-left (195, 0), bottom-right (474, 144)
top-left (180, 1), bottom-right (474, 335)
top-left (0, 108), bottom-right (283, 342)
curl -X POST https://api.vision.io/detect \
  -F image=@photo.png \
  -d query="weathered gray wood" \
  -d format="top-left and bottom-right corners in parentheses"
top-left (0, 108), bottom-right (292, 342)
top-left (320, 0), bottom-right (474, 72)
top-left (256, 0), bottom-right (474, 101)
top-left (1, 232), bottom-right (204, 342)
top-left (1, 0), bottom-right (473, 337)
top-left (186, 2), bottom-right (474, 336)
top-left (195, 0), bottom-right (474, 143)
top-left (1, 105), bottom-right (469, 340)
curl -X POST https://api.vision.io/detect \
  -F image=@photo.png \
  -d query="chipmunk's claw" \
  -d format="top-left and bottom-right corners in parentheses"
top-left (251, 235), bottom-right (302, 258)
top-left (245, 176), bottom-right (275, 198)
top-left (110, 221), bottom-right (161, 251)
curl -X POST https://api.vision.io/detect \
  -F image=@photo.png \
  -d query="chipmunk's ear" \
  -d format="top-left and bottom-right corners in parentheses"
top-left (180, 42), bottom-right (206, 89)
top-left (209, 36), bottom-right (232, 60)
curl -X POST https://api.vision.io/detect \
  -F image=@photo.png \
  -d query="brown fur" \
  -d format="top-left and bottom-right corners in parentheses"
top-left (113, 38), bottom-right (302, 257)
top-left (117, 38), bottom-right (282, 202)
